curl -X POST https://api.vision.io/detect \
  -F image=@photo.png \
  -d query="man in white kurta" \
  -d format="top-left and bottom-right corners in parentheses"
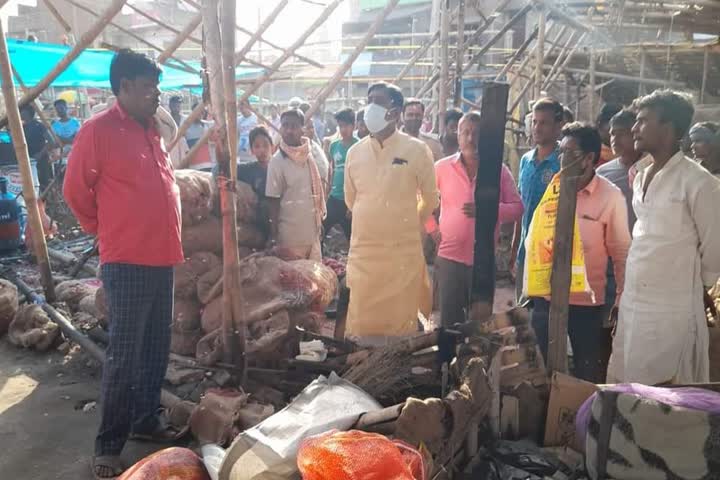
top-left (608, 90), bottom-right (720, 385)
top-left (344, 82), bottom-right (438, 345)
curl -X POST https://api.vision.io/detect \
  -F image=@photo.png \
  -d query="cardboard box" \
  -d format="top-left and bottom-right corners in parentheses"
top-left (544, 372), bottom-right (598, 451)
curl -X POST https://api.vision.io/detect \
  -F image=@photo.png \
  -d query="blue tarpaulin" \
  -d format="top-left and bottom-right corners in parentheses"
top-left (5, 39), bottom-right (263, 90)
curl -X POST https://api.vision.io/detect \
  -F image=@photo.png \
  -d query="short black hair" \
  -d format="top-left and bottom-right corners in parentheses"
top-left (632, 89), bottom-right (695, 140)
top-left (169, 95), bottom-right (182, 104)
top-left (367, 81), bottom-right (404, 109)
top-left (596, 103), bottom-right (623, 127)
top-left (109, 49), bottom-right (162, 96)
top-left (445, 108), bottom-right (463, 125)
top-left (298, 102), bottom-right (311, 114)
top-left (334, 108), bottom-right (355, 125)
top-left (280, 108), bottom-right (305, 124)
top-left (561, 122), bottom-right (602, 165)
top-left (54, 98), bottom-right (67, 108)
top-left (461, 110), bottom-right (482, 125)
top-left (20, 103), bottom-right (35, 117)
top-left (609, 109), bottom-right (636, 130)
top-left (249, 125), bottom-right (272, 147)
top-left (532, 97), bottom-right (563, 122)
top-left (356, 109), bottom-right (365, 122)
top-left (692, 121), bottom-right (719, 135)
top-left (403, 98), bottom-right (425, 113)
top-left (562, 106), bottom-right (575, 123)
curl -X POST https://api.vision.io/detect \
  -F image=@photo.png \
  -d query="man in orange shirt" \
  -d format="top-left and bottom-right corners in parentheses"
top-left (64, 50), bottom-right (184, 479)
top-left (531, 122), bottom-right (631, 382)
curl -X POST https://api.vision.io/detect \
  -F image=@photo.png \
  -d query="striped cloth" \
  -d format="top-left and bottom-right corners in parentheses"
top-left (95, 263), bottom-right (174, 456)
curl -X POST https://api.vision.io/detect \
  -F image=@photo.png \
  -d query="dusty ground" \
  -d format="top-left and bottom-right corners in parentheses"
top-left (0, 339), bottom-right (166, 480)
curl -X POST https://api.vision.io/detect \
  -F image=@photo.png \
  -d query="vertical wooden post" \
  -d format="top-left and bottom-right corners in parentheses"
top-left (534, 6), bottom-right (546, 100)
top-left (700, 46), bottom-right (709, 104)
top-left (203, 0), bottom-right (242, 369)
top-left (638, 48), bottom-right (646, 97)
top-left (469, 82), bottom-right (510, 322)
top-left (439, 0), bottom-right (450, 135)
top-left (453, 0), bottom-right (465, 107)
top-left (546, 171), bottom-right (579, 374)
top-left (589, 47), bottom-right (597, 121)
top-left (0, 23), bottom-right (56, 301)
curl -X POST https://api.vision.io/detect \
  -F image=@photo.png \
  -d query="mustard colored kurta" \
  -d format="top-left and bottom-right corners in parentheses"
top-left (344, 130), bottom-right (439, 338)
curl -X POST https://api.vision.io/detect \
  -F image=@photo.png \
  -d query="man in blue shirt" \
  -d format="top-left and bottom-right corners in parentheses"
top-left (52, 99), bottom-right (81, 156)
top-left (323, 108), bottom-right (357, 243)
top-left (511, 98), bottom-right (563, 299)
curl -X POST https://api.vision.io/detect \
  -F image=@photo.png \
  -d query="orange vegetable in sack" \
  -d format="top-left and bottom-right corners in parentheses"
top-left (118, 447), bottom-right (210, 480)
top-left (297, 430), bottom-right (425, 480)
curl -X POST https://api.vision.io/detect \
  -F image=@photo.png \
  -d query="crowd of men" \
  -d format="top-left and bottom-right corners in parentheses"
top-left (17, 47), bottom-right (716, 477)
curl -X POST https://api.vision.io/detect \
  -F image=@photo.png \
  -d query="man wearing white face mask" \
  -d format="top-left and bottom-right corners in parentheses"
top-left (344, 82), bottom-right (439, 345)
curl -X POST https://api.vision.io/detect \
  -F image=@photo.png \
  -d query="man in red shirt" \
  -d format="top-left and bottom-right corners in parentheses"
top-left (64, 50), bottom-right (183, 479)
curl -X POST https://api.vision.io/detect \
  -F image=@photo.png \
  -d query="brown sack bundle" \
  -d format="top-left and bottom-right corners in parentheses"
top-left (175, 252), bottom-right (221, 299)
top-left (8, 305), bottom-right (60, 351)
top-left (200, 297), bottom-right (223, 334)
top-left (182, 217), bottom-right (264, 256)
top-left (56, 279), bottom-right (101, 311)
top-left (176, 170), bottom-right (213, 227)
top-left (170, 328), bottom-right (204, 356)
top-left (173, 298), bottom-right (202, 332)
top-left (0, 279), bottom-right (19, 336)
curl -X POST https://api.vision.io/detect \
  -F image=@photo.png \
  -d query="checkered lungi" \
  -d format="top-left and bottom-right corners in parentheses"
top-left (95, 263), bottom-right (174, 456)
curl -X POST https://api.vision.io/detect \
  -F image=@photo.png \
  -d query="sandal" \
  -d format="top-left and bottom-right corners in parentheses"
top-left (92, 455), bottom-right (125, 479)
top-left (129, 416), bottom-right (188, 443)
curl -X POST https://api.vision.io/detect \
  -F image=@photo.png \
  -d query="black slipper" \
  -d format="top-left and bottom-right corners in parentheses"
top-left (92, 455), bottom-right (125, 480)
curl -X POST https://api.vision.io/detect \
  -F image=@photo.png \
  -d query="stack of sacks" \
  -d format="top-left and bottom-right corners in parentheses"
top-left (177, 170), bottom-right (265, 256)
top-left (0, 279), bottom-right (19, 336)
top-left (194, 252), bottom-right (338, 366)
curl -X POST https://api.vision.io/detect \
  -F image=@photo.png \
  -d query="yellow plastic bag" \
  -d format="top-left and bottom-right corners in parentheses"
top-left (523, 174), bottom-right (591, 298)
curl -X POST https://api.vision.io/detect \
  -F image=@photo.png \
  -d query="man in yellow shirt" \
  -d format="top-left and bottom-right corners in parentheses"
top-left (344, 82), bottom-right (439, 345)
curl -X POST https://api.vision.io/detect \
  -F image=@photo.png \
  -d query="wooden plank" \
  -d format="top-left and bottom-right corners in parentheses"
top-left (535, 6), bottom-right (546, 99)
top-left (546, 173), bottom-right (579, 374)
top-left (469, 82), bottom-right (509, 320)
top-left (0, 24), bottom-right (56, 301)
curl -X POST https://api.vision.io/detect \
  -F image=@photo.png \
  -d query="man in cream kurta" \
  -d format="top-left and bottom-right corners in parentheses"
top-left (608, 90), bottom-right (720, 385)
top-left (344, 82), bottom-right (439, 345)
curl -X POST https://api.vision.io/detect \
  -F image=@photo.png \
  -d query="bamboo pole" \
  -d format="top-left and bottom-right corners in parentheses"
top-left (453, 0), bottom-right (466, 107)
top-left (700, 46), bottom-right (709, 104)
top-left (589, 47), bottom-right (596, 121)
top-left (233, 0), bottom-right (289, 68)
top-left (157, 11), bottom-right (203, 64)
top-left (306, 0), bottom-right (401, 121)
top-left (494, 26), bottom-right (538, 81)
top-left (42, 0), bottom-right (73, 34)
top-left (0, 0), bottom-right (127, 126)
top-left (222, 0), bottom-right (238, 175)
top-left (638, 48), bottom-right (646, 97)
top-left (124, 2), bottom-right (202, 44)
top-left (534, 6), bottom-right (546, 100)
top-left (561, 66), bottom-right (685, 87)
top-left (10, 66), bottom-right (63, 149)
top-left (180, 0), bottom-right (324, 69)
top-left (56, 0), bottom-right (198, 74)
top-left (415, 0), bottom-right (517, 99)
top-left (393, 31), bottom-right (439, 84)
top-left (248, 104), bottom-right (281, 135)
top-left (541, 28), bottom-right (576, 91)
top-left (542, 32), bottom-right (587, 89)
top-left (179, 0), bottom-right (345, 161)
top-left (439, 0), bottom-right (450, 135)
top-left (0, 24), bottom-right (56, 302)
top-left (507, 23), bottom-right (557, 90)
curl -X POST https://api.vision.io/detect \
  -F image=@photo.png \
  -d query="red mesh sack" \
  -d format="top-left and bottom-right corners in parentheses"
top-left (118, 447), bottom-right (210, 480)
top-left (297, 430), bottom-right (425, 480)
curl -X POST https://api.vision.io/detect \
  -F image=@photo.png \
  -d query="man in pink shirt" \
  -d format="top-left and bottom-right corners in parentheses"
top-left (531, 122), bottom-right (631, 383)
top-left (427, 111), bottom-right (523, 327)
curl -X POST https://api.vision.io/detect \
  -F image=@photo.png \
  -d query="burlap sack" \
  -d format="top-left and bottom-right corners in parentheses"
top-left (8, 304), bottom-right (60, 351)
top-left (95, 287), bottom-right (108, 328)
top-left (56, 279), bottom-right (101, 311)
top-left (197, 266), bottom-right (223, 305)
top-left (173, 298), bottom-right (202, 332)
top-left (201, 297), bottom-right (223, 334)
top-left (176, 170), bottom-right (213, 227)
top-left (170, 328), bottom-right (204, 356)
top-left (0, 279), bottom-right (19, 336)
top-left (175, 251), bottom-right (222, 299)
top-left (182, 217), bottom-right (265, 256)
